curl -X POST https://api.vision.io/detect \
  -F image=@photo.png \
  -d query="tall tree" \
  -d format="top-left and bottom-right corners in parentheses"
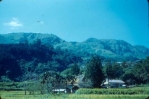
top-left (85, 55), bottom-right (104, 88)
top-left (105, 61), bottom-right (113, 79)
top-left (133, 57), bottom-right (149, 84)
top-left (112, 63), bottom-right (124, 79)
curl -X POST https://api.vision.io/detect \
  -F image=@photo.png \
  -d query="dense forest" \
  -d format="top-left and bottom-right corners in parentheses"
top-left (103, 57), bottom-right (149, 84)
top-left (0, 39), bottom-right (82, 81)
top-left (0, 38), bottom-right (149, 86)
top-left (1, 33), bottom-right (149, 62)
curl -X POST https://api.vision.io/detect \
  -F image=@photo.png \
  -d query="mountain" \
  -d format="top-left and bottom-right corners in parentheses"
top-left (56, 38), bottom-right (149, 61)
top-left (0, 32), bottom-right (65, 44)
top-left (0, 33), bottom-right (149, 61)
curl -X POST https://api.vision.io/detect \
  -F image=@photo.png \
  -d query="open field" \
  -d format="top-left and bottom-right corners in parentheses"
top-left (1, 83), bottom-right (149, 99)
top-left (0, 90), bottom-right (149, 99)
top-left (75, 87), bottom-right (149, 94)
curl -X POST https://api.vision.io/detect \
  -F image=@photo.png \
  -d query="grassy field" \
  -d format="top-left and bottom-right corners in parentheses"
top-left (0, 90), bottom-right (149, 99)
top-left (75, 87), bottom-right (149, 94)
top-left (1, 83), bottom-right (149, 99)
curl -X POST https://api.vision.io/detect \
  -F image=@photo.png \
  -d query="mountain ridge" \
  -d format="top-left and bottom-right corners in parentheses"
top-left (0, 33), bottom-right (149, 61)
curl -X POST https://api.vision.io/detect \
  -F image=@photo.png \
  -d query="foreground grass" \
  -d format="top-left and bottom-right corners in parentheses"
top-left (76, 87), bottom-right (149, 95)
top-left (0, 91), bottom-right (149, 99)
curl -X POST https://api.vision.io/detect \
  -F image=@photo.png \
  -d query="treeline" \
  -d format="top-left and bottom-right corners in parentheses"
top-left (58, 55), bottom-right (149, 87)
top-left (0, 39), bottom-right (82, 81)
top-left (103, 57), bottom-right (149, 84)
top-left (0, 39), bottom-right (149, 86)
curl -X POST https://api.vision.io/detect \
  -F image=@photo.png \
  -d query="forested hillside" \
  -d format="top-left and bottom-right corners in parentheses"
top-left (0, 33), bottom-right (149, 61)
top-left (0, 40), bottom-right (82, 81)
top-left (0, 33), bottom-right (149, 85)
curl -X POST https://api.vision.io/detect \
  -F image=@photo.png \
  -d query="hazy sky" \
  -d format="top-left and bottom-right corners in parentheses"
top-left (0, 0), bottom-right (149, 47)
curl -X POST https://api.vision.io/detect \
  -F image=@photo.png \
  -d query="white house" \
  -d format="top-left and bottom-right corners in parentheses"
top-left (103, 79), bottom-right (126, 88)
top-left (52, 89), bottom-right (67, 93)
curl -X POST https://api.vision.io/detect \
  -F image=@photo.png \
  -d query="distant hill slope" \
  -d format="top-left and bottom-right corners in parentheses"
top-left (0, 33), bottom-right (149, 61)
top-left (0, 33), bottom-right (65, 44)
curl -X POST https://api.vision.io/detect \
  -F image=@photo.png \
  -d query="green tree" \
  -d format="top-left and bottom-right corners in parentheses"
top-left (70, 63), bottom-right (80, 76)
top-left (104, 62), bottom-right (124, 79)
top-left (85, 55), bottom-right (104, 88)
top-left (112, 63), bottom-right (124, 79)
top-left (105, 61), bottom-right (113, 79)
top-left (121, 61), bottom-right (136, 85)
top-left (61, 63), bottom-right (80, 77)
top-left (133, 57), bottom-right (149, 84)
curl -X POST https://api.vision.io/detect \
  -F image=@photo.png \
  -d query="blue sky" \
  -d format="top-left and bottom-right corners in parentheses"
top-left (0, 0), bottom-right (149, 48)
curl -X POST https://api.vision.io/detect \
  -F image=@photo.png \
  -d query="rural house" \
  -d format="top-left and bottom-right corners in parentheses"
top-left (102, 79), bottom-right (126, 88)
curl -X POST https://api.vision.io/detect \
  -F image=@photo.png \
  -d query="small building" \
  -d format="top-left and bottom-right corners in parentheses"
top-left (52, 89), bottom-right (67, 93)
top-left (52, 85), bottom-right (79, 94)
top-left (103, 79), bottom-right (126, 88)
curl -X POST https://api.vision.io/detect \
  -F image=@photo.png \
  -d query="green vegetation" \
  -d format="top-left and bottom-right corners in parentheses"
top-left (133, 57), bottom-right (149, 84)
top-left (0, 39), bottom-right (149, 85)
top-left (0, 34), bottom-right (149, 99)
top-left (85, 55), bottom-right (104, 88)
top-left (0, 40), bottom-right (82, 81)
top-left (75, 88), bottom-right (149, 95)
top-left (102, 56), bottom-right (149, 85)
top-left (1, 33), bottom-right (149, 61)
top-left (0, 90), bottom-right (149, 99)
top-left (61, 63), bottom-right (80, 77)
